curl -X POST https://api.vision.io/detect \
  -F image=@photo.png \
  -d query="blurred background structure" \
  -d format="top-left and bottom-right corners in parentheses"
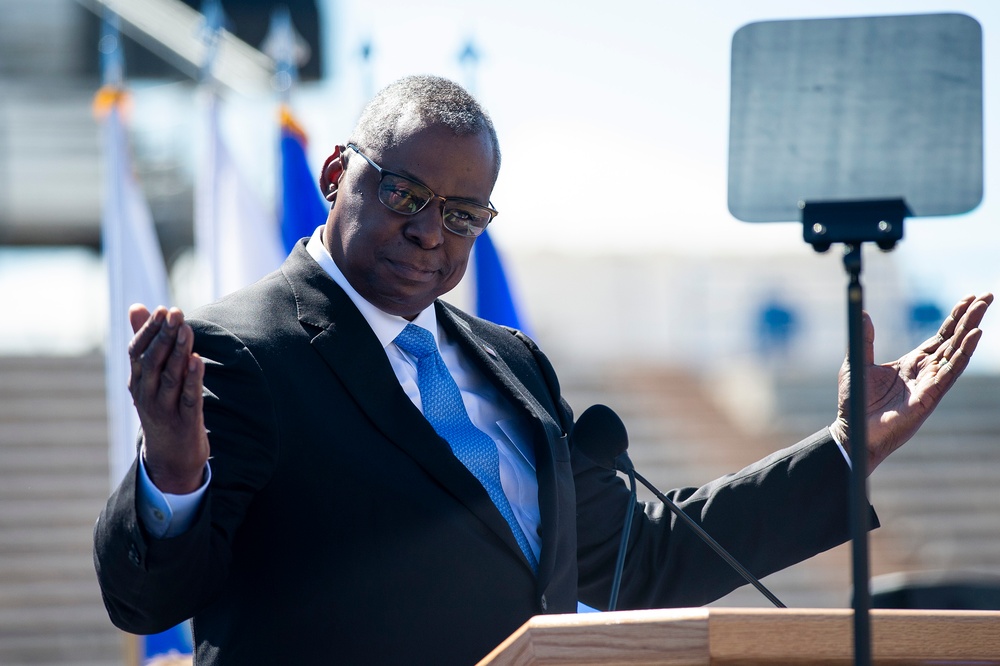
top-left (0, 0), bottom-right (998, 664)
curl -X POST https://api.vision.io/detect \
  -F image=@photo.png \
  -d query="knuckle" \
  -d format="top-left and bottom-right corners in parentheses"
top-left (159, 371), bottom-right (180, 391)
top-left (139, 348), bottom-right (158, 369)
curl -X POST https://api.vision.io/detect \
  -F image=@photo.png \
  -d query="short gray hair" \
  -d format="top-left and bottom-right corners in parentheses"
top-left (349, 75), bottom-right (501, 184)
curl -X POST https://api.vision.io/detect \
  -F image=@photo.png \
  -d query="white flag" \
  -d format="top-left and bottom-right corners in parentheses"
top-left (195, 92), bottom-right (284, 303)
top-left (100, 99), bottom-right (171, 488)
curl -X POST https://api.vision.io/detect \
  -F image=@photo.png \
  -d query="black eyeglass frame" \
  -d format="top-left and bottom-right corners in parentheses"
top-left (345, 143), bottom-right (498, 238)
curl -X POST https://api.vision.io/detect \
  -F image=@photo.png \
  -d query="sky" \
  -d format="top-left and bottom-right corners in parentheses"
top-left (303, 0), bottom-right (997, 259)
top-left (250, 0), bottom-right (998, 363)
top-left (254, 1), bottom-right (994, 296)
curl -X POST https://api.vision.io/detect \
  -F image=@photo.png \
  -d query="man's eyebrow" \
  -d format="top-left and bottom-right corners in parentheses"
top-left (391, 167), bottom-right (428, 185)
top-left (386, 162), bottom-right (490, 204)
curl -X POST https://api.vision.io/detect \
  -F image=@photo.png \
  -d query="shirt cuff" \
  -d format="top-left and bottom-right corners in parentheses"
top-left (137, 456), bottom-right (212, 539)
top-left (828, 426), bottom-right (852, 469)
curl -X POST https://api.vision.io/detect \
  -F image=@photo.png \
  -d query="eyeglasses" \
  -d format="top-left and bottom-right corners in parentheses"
top-left (345, 143), bottom-right (498, 238)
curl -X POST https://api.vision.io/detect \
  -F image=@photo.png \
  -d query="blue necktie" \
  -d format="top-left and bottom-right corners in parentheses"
top-left (394, 323), bottom-right (539, 574)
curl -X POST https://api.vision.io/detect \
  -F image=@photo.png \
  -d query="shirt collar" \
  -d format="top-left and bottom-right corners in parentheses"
top-left (306, 226), bottom-right (440, 348)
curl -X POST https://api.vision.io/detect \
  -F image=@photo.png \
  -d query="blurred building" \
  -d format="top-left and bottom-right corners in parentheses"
top-left (0, 0), bottom-right (321, 259)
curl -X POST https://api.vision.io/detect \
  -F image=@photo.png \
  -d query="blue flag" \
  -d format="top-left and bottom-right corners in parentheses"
top-left (280, 106), bottom-right (328, 253)
top-left (474, 230), bottom-right (529, 333)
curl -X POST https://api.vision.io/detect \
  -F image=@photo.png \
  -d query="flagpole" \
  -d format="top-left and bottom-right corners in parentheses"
top-left (266, 9), bottom-right (329, 254)
top-left (96, 8), bottom-right (171, 665)
top-left (194, 0), bottom-right (223, 303)
top-left (98, 10), bottom-right (129, 490)
top-left (458, 39), bottom-right (531, 333)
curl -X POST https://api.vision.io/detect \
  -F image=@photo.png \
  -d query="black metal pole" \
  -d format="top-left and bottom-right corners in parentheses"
top-left (607, 470), bottom-right (636, 611)
top-left (844, 243), bottom-right (872, 666)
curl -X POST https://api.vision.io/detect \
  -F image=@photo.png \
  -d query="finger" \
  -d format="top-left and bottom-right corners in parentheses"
top-left (862, 311), bottom-right (876, 365)
top-left (135, 308), bottom-right (184, 401)
top-left (934, 327), bottom-right (983, 392)
top-left (156, 314), bottom-right (194, 405)
top-left (180, 352), bottom-right (205, 415)
top-left (924, 294), bottom-right (977, 353)
top-left (940, 296), bottom-right (991, 365)
top-left (129, 303), bottom-right (152, 334)
top-left (957, 294), bottom-right (993, 335)
top-left (128, 306), bottom-right (169, 362)
top-left (127, 306), bottom-right (167, 395)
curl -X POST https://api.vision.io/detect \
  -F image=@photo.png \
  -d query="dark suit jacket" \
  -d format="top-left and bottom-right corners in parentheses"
top-left (94, 242), bottom-right (860, 665)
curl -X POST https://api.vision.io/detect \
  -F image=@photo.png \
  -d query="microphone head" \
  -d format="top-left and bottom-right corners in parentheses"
top-left (572, 404), bottom-right (629, 471)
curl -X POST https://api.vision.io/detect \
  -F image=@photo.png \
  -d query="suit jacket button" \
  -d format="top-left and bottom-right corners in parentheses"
top-left (540, 594), bottom-right (548, 611)
top-left (128, 544), bottom-right (141, 566)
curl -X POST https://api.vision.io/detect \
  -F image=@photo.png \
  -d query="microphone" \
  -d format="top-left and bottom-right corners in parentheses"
top-left (572, 404), bottom-right (786, 609)
top-left (574, 405), bottom-right (636, 610)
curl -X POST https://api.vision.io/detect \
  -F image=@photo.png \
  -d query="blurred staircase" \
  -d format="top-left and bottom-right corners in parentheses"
top-left (765, 372), bottom-right (1000, 580)
top-left (0, 354), bottom-right (124, 666)
top-left (557, 361), bottom-right (1000, 609)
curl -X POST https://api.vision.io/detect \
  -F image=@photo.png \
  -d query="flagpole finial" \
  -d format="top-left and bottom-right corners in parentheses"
top-left (99, 9), bottom-right (125, 89)
top-left (94, 9), bottom-right (129, 119)
top-left (262, 6), bottom-right (310, 99)
top-left (358, 39), bottom-right (375, 105)
top-left (198, 0), bottom-right (226, 87)
top-left (458, 38), bottom-right (480, 95)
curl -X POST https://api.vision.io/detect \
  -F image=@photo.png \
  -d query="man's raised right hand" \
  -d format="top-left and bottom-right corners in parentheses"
top-left (128, 304), bottom-right (209, 494)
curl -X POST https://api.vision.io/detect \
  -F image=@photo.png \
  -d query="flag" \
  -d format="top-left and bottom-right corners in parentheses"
top-left (97, 88), bottom-right (171, 489)
top-left (279, 105), bottom-right (328, 253)
top-left (474, 230), bottom-right (530, 333)
top-left (195, 92), bottom-right (285, 303)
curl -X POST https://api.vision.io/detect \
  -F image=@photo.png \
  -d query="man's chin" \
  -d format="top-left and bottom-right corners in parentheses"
top-left (370, 292), bottom-right (437, 320)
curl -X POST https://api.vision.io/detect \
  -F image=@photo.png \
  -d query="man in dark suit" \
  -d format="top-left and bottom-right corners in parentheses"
top-left (94, 75), bottom-right (992, 665)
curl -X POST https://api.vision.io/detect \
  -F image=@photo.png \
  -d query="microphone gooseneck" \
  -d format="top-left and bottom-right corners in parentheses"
top-left (571, 404), bottom-right (786, 609)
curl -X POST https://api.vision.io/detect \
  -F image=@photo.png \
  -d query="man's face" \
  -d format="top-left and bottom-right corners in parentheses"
top-left (324, 122), bottom-right (496, 320)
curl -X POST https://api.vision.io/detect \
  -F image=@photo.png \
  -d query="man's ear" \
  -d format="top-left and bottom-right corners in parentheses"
top-left (320, 145), bottom-right (345, 202)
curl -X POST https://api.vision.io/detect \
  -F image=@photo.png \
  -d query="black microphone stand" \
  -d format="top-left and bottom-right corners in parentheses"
top-left (801, 198), bottom-right (909, 666)
top-left (608, 469), bottom-right (636, 611)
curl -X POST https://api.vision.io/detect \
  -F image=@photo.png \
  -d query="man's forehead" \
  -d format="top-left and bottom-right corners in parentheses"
top-left (383, 119), bottom-right (492, 164)
top-left (390, 108), bottom-right (426, 142)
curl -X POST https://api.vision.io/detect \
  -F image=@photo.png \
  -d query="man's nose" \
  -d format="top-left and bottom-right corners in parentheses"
top-left (403, 197), bottom-right (447, 249)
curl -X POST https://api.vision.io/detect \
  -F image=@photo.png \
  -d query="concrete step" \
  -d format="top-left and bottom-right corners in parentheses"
top-left (0, 445), bottom-right (108, 472)
top-left (0, 631), bottom-right (122, 666)
top-left (0, 603), bottom-right (115, 633)
top-left (0, 525), bottom-right (94, 554)
top-left (0, 498), bottom-right (105, 528)
top-left (0, 551), bottom-right (99, 584)
top-left (0, 396), bottom-right (108, 422)
top-left (0, 579), bottom-right (105, 608)
top-left (0, 473), bottom-right (110, 500)
top-left (1, 420), bottom-right (110, 446)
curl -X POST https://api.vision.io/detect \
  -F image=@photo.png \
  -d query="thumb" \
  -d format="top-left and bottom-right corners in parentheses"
top-left (862, 310), bottom-right (876, 365)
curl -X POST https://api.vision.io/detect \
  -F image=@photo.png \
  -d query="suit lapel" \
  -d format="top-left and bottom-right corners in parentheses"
top-left (436, 304), bottom-right (566, 586)
top-left (436, 305), bottom-right (563, 439)
top-left (283, 247), bottom-right (534, 572)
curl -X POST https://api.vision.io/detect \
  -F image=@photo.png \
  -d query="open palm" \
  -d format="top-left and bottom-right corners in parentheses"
top-left (831, 293), bottom-right (993, 473)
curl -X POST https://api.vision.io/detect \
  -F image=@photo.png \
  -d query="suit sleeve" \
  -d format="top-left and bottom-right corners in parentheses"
top-left (93, 320), bottom-right (280, 634)
top-left (574, 428), bottom-right (874, 609)
top-left (511, 329), bottom-right (872, 610)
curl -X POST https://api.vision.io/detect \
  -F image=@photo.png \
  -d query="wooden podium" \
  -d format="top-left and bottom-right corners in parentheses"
top-left (477, 607), bottom-right (1000, 665)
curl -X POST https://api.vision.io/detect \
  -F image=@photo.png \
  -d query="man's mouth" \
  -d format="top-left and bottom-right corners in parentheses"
top-left (386, 258), bottom-right (438, 281)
